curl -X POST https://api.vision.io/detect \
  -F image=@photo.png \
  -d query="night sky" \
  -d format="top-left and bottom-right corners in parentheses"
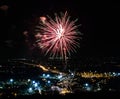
top-left (0, 0), bottom-right (120, 59)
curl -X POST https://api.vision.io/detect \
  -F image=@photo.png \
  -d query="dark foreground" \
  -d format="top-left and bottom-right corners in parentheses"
top-left (1, 92), bottom-right (120, 99)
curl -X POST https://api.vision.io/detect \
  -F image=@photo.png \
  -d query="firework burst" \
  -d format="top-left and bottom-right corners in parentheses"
top-left (34, 11), bottom-right (81, 59)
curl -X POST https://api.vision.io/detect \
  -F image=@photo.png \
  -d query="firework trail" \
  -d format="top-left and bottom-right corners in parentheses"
top-left (34, 11), bottom-right (81, 59)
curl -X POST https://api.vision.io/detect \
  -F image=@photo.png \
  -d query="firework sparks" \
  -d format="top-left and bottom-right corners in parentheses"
top-left (40, 16), bottom-right (46, 24)
top-left (35, 11), bottom-right (81, 59)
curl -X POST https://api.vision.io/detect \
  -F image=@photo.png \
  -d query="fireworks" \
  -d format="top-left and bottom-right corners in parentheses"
top-left (34, 11), bottom-right (81, 59)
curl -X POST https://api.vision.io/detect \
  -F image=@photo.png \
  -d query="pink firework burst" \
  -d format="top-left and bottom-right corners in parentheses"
top-left (35, 11), bottom-right (81, 58)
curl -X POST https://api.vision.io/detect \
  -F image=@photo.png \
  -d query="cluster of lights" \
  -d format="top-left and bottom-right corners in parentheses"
top-left (76, 72), bottom-right (120, 78)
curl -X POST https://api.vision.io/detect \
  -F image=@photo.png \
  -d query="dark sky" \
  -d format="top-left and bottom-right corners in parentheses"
top-left (0, 0), bottom-right (120, 59)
